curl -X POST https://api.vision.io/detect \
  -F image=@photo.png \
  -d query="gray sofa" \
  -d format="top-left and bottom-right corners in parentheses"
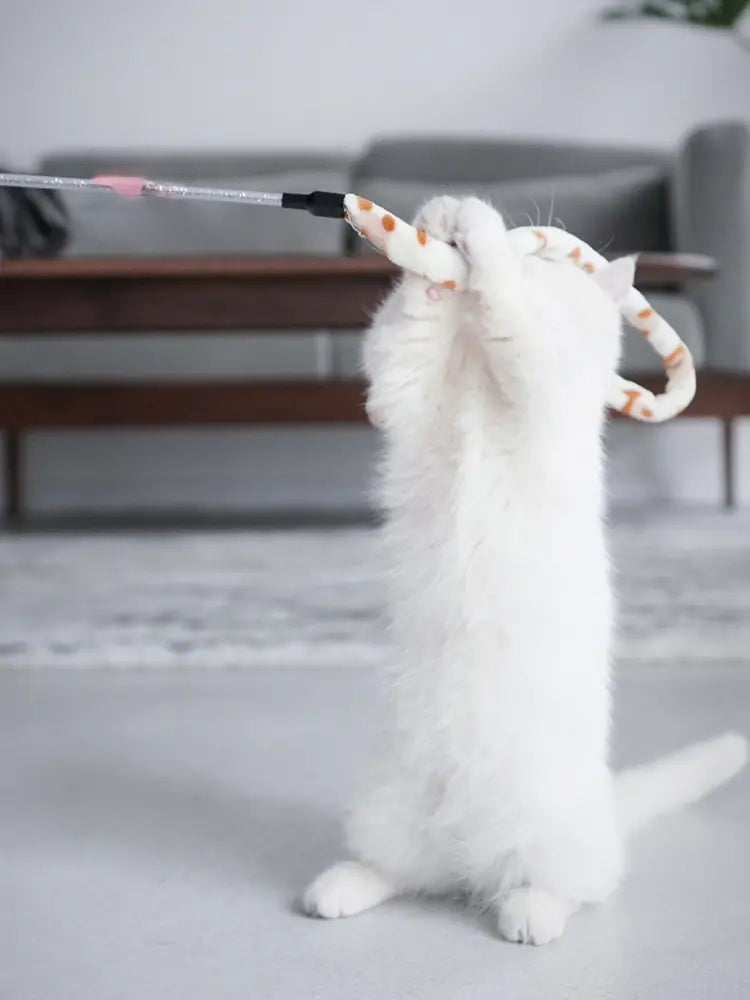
top-left (40, 120), bottom-right (750, 379)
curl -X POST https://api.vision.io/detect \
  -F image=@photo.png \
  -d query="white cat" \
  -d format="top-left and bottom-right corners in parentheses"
top-left (302, 196), bottom-right (747, 945)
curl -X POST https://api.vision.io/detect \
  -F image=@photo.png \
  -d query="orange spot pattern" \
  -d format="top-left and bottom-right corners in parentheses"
top-left (641, 407), bottom-right (654, 418)
top-left (532, 229), bottom-right (548, 249)
top-left (583, 262), bottom-right (595, 273)
top-left (663, 345), bottom-right (686, 368)
top-left (621, 389), bottom-right (641, 415)
top-left (416, 228), bottom-right (427, 245)
top-left (442, 280), bottom-right (456, 290)
top-left (357, 197), bottom-right (373, 211)
top-left (569, 247), bottom-right (582, 260)
top-left (381, 214), bottom-right (396, 232)
top-left (638, 308), bottom-right (653, 319)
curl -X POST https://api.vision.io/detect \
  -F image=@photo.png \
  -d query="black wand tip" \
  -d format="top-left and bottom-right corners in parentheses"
top-left (281, 191), bottom-right (346, 219)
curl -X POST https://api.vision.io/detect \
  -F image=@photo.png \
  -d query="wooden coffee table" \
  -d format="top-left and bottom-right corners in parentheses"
top-left (0, 252), bottom-right (741, 520)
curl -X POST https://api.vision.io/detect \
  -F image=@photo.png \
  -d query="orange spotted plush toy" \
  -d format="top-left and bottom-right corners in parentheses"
top-left (343, 194), bottom-right (696, 423)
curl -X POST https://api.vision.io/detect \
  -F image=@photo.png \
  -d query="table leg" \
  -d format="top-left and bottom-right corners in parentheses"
top-left (4, 429), bottom-right (23, 525)
top-left (722, 417), bottom-right (735, 509)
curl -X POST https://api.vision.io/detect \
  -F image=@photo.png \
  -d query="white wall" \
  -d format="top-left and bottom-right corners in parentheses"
top-left (5, 0), bottom-right (750, 165)
top-left (3, 0), bottom-right (749, 516)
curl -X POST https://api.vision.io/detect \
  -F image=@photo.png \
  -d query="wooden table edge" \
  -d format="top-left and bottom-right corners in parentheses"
top-left (0, 252), bottom-right (718, 283)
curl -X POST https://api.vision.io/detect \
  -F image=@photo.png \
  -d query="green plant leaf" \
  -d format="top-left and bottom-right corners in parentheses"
top-left (603, 0), bottom-right (750, 26)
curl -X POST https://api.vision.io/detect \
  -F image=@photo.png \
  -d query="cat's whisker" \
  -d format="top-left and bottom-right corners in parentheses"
top-left (526, 195), bottom-right (542, 229)
top-left (596, 233), bottom-right (616, 255)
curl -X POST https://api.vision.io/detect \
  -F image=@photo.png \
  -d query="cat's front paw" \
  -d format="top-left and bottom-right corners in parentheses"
top-left (497, 887), bottom-right (573, 946)
top-left (302, 860), bottom-right (395, 919)
top-left (413, 195), bottom-right (461, 243)
top-left (454, 197), bottom-right (509, 263)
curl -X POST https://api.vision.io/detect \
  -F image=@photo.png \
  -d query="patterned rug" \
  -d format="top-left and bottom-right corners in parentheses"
top-left (1, 509), bottom-right (748, 669)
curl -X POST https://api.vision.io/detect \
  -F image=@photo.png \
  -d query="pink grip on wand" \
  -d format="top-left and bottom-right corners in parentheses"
top-left (91, 175), bottom-right (147, 199)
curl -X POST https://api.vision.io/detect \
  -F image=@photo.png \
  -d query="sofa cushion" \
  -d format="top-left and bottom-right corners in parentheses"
top-left (353, 137), bottom-right (668, 185)
top-left (39, 154), bottom-right (351, 255)
top-left (349, 167), bottom-right (670, 255)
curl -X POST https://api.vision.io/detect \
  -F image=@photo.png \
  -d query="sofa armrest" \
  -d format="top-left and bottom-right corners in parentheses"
top-left (673, 122), bottom-right (750, 371)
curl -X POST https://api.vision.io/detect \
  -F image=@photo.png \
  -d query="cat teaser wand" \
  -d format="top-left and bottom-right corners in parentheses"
top-left (0, 172), bottom-right (695, 422)
top-left (0, 171), bottom-right (349, 217)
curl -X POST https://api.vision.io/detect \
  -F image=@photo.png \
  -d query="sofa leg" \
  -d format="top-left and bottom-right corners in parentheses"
top-left (3, 429), bottom-right (23, 526)
top-left (722, 417), bottom-right (735, 509)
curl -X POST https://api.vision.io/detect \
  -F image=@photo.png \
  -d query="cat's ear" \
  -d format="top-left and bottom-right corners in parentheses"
top-left (592, 256), bottom-right (636, 304)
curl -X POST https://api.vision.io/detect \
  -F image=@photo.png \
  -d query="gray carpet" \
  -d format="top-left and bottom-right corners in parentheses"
top-left (2, 666), bottom-right (748, 1000)
top-left (1, 509), bottom-right (749, 669)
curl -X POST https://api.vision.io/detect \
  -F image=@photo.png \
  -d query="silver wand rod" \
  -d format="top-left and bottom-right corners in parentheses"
top-left (0, 172), bottom-right (346, 217)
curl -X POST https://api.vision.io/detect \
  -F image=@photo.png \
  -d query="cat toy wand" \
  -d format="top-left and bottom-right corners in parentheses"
top-left (0, 170), bottom-right (348, 218)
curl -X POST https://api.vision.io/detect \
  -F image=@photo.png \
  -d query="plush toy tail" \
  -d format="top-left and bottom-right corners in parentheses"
top-left (616, 732), bottom-right (748, 834)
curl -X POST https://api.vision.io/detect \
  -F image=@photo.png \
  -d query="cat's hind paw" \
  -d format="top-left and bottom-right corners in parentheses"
top-left (301, 860), bottom-right (396, 919)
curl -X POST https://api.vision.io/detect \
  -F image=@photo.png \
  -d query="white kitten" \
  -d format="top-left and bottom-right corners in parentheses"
top-left (303, 197), bottom-right (747, 945)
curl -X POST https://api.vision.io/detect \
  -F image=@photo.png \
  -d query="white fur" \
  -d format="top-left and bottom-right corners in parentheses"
top-left (617, 730), bottom-right (748, 833)
top-left (302, 197), bottom-right (747, 944)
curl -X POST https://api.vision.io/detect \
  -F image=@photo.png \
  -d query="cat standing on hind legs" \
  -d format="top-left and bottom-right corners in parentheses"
top-left (302, 197), bottom-right (748, 945)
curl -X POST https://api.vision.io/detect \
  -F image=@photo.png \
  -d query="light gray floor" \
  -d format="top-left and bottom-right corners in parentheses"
top-left (2, 666), bottom-right (749, 1000)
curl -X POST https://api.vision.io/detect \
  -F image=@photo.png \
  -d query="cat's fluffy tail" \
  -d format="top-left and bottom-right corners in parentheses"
top-left (616, 732), bottom-right (747, 833)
